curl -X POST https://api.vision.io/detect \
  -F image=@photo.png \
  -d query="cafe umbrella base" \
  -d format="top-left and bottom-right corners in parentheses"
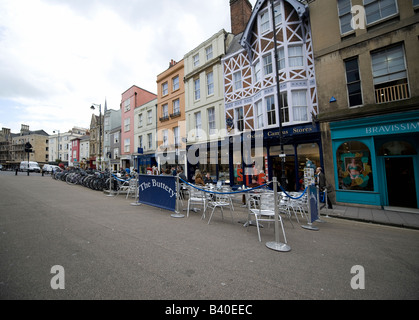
top-left (266, 241), bottom-right (291, 252)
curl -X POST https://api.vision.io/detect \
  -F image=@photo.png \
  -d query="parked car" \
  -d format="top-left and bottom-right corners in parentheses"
top-left (0, 164), bottom-right (3, 171)
top-left (20, 161), bottom-right (41, 172)
top-left (42, 164), bottom-right (61, 173)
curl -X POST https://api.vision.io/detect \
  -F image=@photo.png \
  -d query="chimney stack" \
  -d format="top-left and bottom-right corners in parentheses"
top-left (169, 59), bottom-right (177, 68)
top-left (230, 0), bottom-right (253, 35)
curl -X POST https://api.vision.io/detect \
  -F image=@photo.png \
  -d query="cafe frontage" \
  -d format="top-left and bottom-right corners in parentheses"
top-left (186, 122), bottom-right (323, 191)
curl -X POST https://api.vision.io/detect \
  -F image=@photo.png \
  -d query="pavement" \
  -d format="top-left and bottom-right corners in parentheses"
top-left (319, 204), bottom-right (419, 230)
top-left (1, 171), bottom-right (419, 302)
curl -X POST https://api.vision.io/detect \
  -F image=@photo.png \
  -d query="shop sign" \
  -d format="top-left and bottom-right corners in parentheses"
top-left (331, 111), bottom-right (419, 140)
top-left (365, 121), bottom-right (419, 136)
top-left (265, 123), bottom-right (318, 139)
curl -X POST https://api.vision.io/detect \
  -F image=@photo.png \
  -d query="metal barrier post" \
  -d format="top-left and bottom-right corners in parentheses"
top-left (107, 167), bottom-right (115, 197)
top-left (266, 177), bottom-right (291, 252)
top-left (171, 175), bottom-right (184, 218)
top-left (130, 175), bottom-right (141, 206)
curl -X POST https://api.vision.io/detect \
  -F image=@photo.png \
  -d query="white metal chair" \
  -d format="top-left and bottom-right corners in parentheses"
top-left (116, 178), bottom-right (131, 196)
top-left (220, 187), bottom-right (235, 212)
top-left (288, 192), bottom-right (309, 223)
top-left (186, 186), bottom-right (207, 218)
top-left (248, 192), bottom-right (287, 242)
top-left (206, 193), bottom-right (234, 225)
top-left (125, 178), bottom-right (138, 199)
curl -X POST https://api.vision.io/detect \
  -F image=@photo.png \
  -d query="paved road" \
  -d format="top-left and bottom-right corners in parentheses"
top-left (0, 172), bottom-right (418, 301)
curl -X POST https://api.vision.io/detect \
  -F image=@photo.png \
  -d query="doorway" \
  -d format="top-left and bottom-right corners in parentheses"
top-left (385, 157), bottom-right (417, 208)
top-left (271, 156), bottom-right (296, 191)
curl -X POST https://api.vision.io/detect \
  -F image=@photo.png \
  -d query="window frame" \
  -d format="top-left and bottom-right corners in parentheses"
top-left (162, 82), bottom-right (168, 96)
top-left (207, 71), bottom-right (214, 96)
top-left (208, 107), bottom-right (216, 136)
top-left (124, 138), bottom-right (130, 153)
top-left (337, 0), bottom-right (354, 35)
top-left (124, 118), bottom-right (130, 132)
top-left (292, 90), bottom-right (308, 122)
top-left (234, 71), bottom-right (242, 91)
top-left (259, 10), bottom-right (271, 34)
top-left (256, 100), bottom-right (264, 129)
top-left (288, 45), bottom-right (304, 68)
top-left (194, 78), bottom-right (201, 101)
top-left (172, 99), bottom-right (180, 115)
top-left (193, 54), bottom-right (200, 68)
top-left (263, 54), bottom-right (273, 76)
top-left (363, 0), bottom-right (398, 26)
top-left (371, 43), bottom-right (407, 86)
top-left (266, 96), bottom-right (276, 126)
top-left (345, 57), bottom-right (364, 107)
top-left (195, 111), bottom-right (202, 138)
top-left (162, 104), bottom-right (169, 118)
top-left (172, 76), bottom-right (179, 91)
top-left (235, 107), bottom-right (244, 132)
top-left (206, 45), bottom-right (213, 61)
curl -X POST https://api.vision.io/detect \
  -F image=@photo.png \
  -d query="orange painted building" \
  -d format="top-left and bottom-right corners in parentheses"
top-left (156, 59), bottom-right (186, 170)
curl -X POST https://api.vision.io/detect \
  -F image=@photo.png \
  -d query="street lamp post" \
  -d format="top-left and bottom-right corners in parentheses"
top-left (270, 0), bottom-right (287, 189)
top-left (91, 103), bottom-right (102, 170)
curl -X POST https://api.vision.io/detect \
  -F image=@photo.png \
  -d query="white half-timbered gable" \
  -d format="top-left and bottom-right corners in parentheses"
top-left (223, 0), bottom-right (317, 135)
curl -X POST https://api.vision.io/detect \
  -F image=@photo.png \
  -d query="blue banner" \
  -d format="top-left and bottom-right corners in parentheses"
top-left (308, 185), bottom-right (318, 223)
top-left (138, 175), bottom-right (176, 211)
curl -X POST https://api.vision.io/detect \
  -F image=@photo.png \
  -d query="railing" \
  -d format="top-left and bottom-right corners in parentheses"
top-left (375, 82), bottom-right (410, 104)
top-left (170, 111), bottom-right (181, 118)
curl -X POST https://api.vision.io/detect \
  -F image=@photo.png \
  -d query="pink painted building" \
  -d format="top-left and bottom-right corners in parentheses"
top-left (70, 137), bottom-right (80, 167)
top-left (120, 85), bottom-right (157, 169)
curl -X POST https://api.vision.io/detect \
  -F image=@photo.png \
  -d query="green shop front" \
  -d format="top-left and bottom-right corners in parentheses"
top-left (330, 110), bottom-right (419, 209)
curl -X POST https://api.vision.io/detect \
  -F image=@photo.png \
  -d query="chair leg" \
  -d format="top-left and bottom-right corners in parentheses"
top-left (255, 217), bottom-right (262, 242)
top-left (279, 217), bottom-right (287, 244)
top-left (208, 207), bottom-right (217, 225)
top-left (293, 208), bottom-right (300, 224)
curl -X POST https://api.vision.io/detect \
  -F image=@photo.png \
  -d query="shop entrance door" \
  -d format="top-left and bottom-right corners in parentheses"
top-left (385, 157), bottom-right (417, 208)
top-left (271, 156), bottom-right (296, 191)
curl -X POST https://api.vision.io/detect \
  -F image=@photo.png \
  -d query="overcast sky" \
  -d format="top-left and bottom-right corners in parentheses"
top-left (0, 0), bottom-right (257, 135)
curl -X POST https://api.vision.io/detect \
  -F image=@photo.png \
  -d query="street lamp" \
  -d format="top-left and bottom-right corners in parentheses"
top-left (53, 130), bottom-right (60, 164)
top-left (91, 103), bottom-right (102, 170)
top-left (270, 0), bottom-right (287, 189)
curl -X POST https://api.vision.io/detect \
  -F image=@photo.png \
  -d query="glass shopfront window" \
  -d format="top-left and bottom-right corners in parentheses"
top-left (270, 145), bottom-right (296, 190)
top-left (336, 141), bottom-right (374, 191)
top-left (297, 143), bottom-right (320, 191)
top-left (233, 147), bottom-right (243, 186)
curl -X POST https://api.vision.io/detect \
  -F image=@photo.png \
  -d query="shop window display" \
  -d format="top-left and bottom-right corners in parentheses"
top-left (336, 141), bottom-right (373, 191)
